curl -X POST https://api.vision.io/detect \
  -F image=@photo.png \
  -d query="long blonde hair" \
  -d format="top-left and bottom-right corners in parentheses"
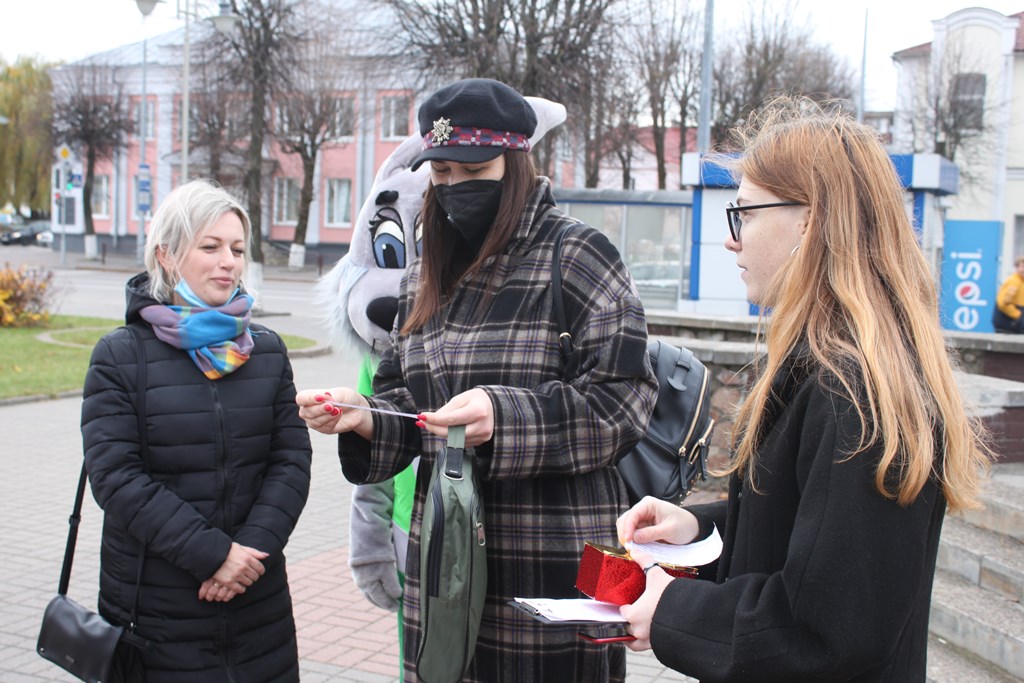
top-left (723, 96), bottom-right (991, 512)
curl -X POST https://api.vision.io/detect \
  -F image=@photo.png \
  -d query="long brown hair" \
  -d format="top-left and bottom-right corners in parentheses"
top-left (401, 150), bottom-right (538, 334)
top-left (721, 95), bottom-right (991, 512)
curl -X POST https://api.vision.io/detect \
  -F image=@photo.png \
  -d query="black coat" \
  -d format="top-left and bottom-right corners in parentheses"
top-left (651, 359), bottom-right (946, 682)
top-left (81, 274), bottom-right (312, 682)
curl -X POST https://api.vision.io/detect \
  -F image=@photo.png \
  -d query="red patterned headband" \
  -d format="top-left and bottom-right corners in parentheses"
top-left (422, 116), bottom-right (531, 152)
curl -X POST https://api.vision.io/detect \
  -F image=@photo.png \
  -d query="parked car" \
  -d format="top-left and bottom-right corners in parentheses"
top-left (0, 222), bottom-right (52, 246)
top-left (32, 221), bottom-right (55, 246)
top-left (630, 260), bottom-right (684, 310)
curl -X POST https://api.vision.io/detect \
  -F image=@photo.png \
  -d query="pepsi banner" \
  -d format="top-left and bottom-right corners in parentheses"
top-left (940, 220), bottom-right (1002, 333)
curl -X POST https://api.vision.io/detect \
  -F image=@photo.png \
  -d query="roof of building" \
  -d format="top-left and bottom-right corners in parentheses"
top-left (893, 10), bottom-right (1024, 60)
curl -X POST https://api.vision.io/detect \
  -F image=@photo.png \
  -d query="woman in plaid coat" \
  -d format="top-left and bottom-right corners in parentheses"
top-left (298, 78), bottom-right (657, 682)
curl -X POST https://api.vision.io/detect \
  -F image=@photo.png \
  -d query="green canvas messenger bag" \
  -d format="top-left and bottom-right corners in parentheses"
top-left (416, 425), bottom-right (488, 683)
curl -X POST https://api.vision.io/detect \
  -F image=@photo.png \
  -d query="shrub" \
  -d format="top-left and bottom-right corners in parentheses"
top-left (0, 264), bottom-right (55, 327)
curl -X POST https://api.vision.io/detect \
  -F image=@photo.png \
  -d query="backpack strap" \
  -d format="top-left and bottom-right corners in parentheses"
top-left (550, 220), bottom-right (579, 381)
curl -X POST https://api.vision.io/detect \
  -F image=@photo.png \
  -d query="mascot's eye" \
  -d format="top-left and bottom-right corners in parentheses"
top-left (414, 213), bottom-right (423, 256)
top-left (372, 219), bottom-right (406, 269)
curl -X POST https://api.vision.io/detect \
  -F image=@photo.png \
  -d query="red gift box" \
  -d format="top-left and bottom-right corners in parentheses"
top-left (575, 542), bottom-right (698, 605)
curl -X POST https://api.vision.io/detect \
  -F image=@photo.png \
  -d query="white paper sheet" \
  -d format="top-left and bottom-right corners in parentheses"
top-left (513, 598), bottom-right (626, 623)
top-left (624, 524), bottom-right (723, 567)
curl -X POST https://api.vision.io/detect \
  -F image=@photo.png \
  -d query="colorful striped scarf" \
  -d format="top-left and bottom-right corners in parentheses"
top-left (139, 292), bottom-right (254, 380)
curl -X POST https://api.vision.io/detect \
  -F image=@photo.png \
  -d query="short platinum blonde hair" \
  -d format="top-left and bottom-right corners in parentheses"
top-left (143, 179), bottom-right (251, 302)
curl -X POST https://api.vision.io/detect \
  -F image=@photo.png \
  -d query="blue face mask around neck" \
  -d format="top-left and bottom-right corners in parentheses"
top-left (174, 278), bottom-right (238, 308)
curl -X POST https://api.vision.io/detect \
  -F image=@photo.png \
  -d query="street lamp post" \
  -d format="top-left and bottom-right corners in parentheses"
top-left (183, 2), bottom-right (240, 182)
top-left (182, 0), bottom-right (191, 182)
top-left (171, 1), bottom-right (239, 184)
top-left (134, 0), bottom-right (160, 264)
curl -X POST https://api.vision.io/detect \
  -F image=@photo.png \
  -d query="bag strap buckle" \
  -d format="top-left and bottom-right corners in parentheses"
top-left (443, 425), bottom-right (467, 480)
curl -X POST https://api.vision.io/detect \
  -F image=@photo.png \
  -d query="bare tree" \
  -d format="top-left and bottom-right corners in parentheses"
top-left (671, 5), bottom-right (703, 187)
top-left (272, 2), bottom-right (364, 268)
top-left (711, 2), bottom-right (856, 146)
top-left (219, 0), bottom-right (305, 281)
top-left (627, 0), bottom-right (690, 189)
top-left (51, 61), bottom-right (133, 256)
top-left (0, 56), bottom-right (54, 217)
top-left (378, 0), bottom-right (622, 181)
top-left (188, 35), bottom-right (249, 185)
top-left (602, 73), bottom-right (644, 189)
top-left (902, 37), bottom-right (1003, 193)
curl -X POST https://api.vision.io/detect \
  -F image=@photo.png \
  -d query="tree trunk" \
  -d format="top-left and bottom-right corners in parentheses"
top-left (288, 243), bottom-right (306, 270)
top-left (209, 137), bottom-right (222, 184)
top-left (83, 146), bottom-right (96, 237)
top-left (246, 62), bottom-right (268, 265)
top-left (652, 116), bottom-right (667, 190)
top-left (293, 152), bottom-right (315, 248)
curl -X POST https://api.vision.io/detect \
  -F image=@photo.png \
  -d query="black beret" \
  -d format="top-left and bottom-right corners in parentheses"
top-left (411, 78), bottom-right (538, 171)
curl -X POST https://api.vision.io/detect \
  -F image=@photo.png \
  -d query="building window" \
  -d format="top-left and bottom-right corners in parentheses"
top-left (274, 178), bottom-right (300, 224)
top-left (331, 96), bottom-right (355, 139)
top-left (951, 73), bottom-right (985, 130)
top-left (91, 175), bottom-right (110, 217)
top-left (326, 178), bottom-right (352, 226)
top-left (380, 95), bottom-right (410, 140)
top-left (132, 100), bottom-right (155, 139)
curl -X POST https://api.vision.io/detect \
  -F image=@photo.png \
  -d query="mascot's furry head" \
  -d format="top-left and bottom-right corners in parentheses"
top-left (318, 96), bottom-right (568, 354)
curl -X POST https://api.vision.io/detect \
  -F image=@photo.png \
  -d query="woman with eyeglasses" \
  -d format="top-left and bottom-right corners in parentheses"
top-left (615, 95), bottom-right (993, 682)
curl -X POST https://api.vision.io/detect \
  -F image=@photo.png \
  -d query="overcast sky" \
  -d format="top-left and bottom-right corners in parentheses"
top-left (2, 0), bottom-right (1023, 111)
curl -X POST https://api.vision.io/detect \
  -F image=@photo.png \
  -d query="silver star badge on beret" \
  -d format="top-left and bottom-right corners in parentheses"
top-left (432, 117), bottom-right (453, 143)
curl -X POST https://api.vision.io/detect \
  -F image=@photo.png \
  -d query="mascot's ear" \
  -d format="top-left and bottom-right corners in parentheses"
top-left (526, 96), bottom-right (568, 145)
top-left (375, 133), bottom-right (428, 183)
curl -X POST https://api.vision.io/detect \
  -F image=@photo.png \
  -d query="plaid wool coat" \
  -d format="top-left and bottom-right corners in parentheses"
top-left (338, 178), bottom-right (657, 682)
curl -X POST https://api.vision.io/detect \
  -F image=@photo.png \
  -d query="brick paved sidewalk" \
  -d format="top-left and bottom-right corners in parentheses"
top-left (0, 374), bottom-right (698, 683)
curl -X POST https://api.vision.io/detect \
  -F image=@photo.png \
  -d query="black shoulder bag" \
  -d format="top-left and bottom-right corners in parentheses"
top-left (551, 225), bottom-right (714, 505)
top-left (37, 326), bottom-right (151, 682)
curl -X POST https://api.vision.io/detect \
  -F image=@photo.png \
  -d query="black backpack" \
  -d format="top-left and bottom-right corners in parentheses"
top-left (551, 225), bottom-right (714, 505)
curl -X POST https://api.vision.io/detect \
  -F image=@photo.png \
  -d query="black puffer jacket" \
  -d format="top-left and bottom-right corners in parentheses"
top-left (81, 273), bottom-right (312, 682)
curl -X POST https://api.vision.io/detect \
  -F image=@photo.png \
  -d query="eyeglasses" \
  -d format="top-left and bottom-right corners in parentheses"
top-left (725, 201), bottom-right (803, 242)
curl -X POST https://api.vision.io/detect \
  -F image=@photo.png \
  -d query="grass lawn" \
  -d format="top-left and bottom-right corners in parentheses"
top-left (0, 316), bottom-right (316, 401)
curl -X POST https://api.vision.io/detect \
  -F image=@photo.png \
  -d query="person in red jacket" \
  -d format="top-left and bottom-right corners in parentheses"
top-left (616, 96), bottom-right (993, 682)
top-left (993, 255), bottom-right (1024, 333)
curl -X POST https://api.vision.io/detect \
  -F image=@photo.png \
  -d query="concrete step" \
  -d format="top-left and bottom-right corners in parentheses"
top-left (939, 514), bottom-right (1024, 602)
top-left (927, 634), bottom-right (1021, 682)
top-left (929, 569), bottom-right (1024, 679)
top-left (962, 475), bottom-right (1024, 543)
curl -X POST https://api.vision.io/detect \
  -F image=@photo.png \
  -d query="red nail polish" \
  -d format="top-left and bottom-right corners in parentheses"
top-left (314, 394), bottom-right (323, 402)
top-left (415, 420), bottom-right (425, 428)
top-left (324, 405), bottom-right (333, 413)
top-left (324, 391), bottom-right (333, 397)
top-left (416, 414), bottom-right (426, 421)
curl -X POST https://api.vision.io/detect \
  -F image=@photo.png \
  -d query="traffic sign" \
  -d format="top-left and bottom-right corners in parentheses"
top-left (137, 164), bottom-right (152, 214)
top-left (57, 144), bottom-right (71, 161)
top-left (70, 173), bottom-right (83, 188)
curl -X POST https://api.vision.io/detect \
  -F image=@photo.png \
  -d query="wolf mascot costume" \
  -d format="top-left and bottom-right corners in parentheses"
top-left (317, 95), bottom-right (566, 675)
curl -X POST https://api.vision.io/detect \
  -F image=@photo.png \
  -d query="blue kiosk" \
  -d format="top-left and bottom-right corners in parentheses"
top-left (680, 152), bottom-right (998, 332)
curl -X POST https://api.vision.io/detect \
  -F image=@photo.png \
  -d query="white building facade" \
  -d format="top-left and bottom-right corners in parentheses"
top-left (892, 7), bottom-right (1024, 278)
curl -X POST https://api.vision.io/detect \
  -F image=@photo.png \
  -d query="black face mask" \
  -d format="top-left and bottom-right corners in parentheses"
top-left (433, 180), bottom-right (504, 252)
